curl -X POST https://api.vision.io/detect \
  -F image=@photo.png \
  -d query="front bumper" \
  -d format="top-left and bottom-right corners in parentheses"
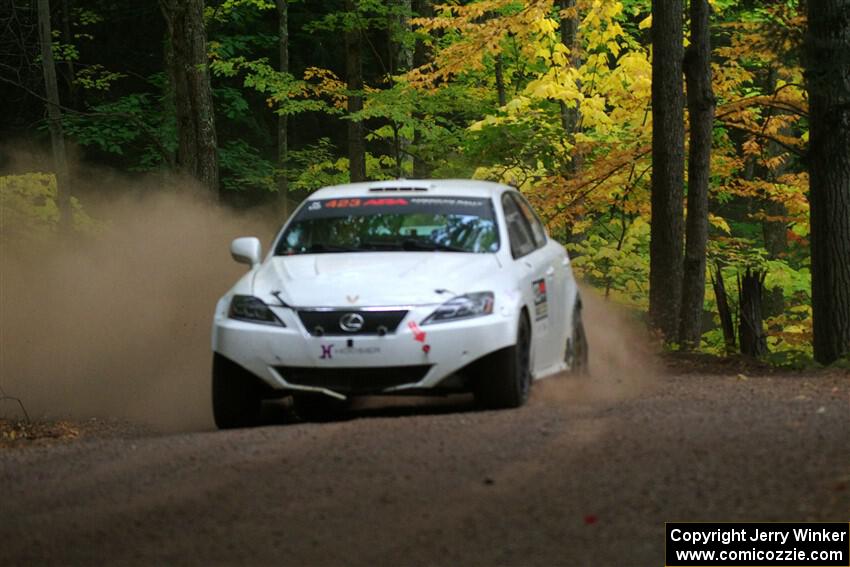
top-left (212, 303), bottom-right (517, 399)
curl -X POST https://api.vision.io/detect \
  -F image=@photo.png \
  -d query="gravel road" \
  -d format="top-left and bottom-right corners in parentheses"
top-left (1, 367), bottom-right (848, 567)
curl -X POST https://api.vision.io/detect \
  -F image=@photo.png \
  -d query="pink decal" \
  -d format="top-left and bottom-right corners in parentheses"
top-left (408, 321), bottom-right (426, 343)
top-left (422, 344), bottom-right (431, 354)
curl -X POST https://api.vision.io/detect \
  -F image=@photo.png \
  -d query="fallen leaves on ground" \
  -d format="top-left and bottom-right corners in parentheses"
top-left (0, 419), bottom-right (80, 448)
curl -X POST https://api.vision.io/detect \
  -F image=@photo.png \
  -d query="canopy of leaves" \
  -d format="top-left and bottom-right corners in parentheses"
top-left (0, 0), bottom-right (815, 364)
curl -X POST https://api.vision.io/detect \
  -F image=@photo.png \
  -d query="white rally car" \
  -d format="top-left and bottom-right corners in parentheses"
top-left (211, 179), bottom-right (588, 428)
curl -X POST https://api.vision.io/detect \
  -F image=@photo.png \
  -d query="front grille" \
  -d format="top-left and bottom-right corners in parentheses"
top-left (277, 365), bottom-right (432, 393)
top-left (297, 310), bottom-right (408, 336)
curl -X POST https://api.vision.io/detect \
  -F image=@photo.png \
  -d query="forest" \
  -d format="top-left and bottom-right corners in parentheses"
top-left (1, 0), bottom-right (849, 367)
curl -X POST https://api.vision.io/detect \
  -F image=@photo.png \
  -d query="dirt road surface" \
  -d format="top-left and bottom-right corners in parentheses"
top-left (1, 368), bottom-right (848, 566)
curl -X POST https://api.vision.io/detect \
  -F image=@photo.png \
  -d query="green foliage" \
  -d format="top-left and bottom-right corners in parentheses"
top-left (219, 140), bottom-right (276, 192)
top-left (287, 139), bottom-right (349, 192)
top-left (62, 89), bottom-right (176, 170)
top-left (206, 0), bottom-right (276, 23)
top-left (10, 0), bottom-right (822, 365)
top-left (568, 217), bottom-right (650, 307)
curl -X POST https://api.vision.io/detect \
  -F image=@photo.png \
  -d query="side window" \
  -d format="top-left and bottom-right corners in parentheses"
top-left (501, 194), bottom-right (537, 259)
top-left (511, 193), bottom-right (547, 248)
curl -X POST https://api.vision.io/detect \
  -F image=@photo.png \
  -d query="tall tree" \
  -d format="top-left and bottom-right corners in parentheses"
top-left (391, 0), bottom-right (414, 176)
top-left (160, 0), bottom-right (219, 195)
top-left (649, 0), bottom-right (685, 342)
top-left (678, 0), bottom-right (715, 348)
top-left (806, 0), bottom-right (850, 364)
top-left (37, 0), bottom-right (71, 229)
top-left (345, 0), bottom-right (366, 183)
top-left (275, 0), bottom-right (289, 216)
top-left (411, 0), bottom-right (432, 179)
top-left (558, 0), bottom-right (582, 174)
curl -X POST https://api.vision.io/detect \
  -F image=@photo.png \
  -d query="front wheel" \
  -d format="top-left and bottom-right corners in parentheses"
top-left (212, 354), bottom-right (263, 429)
top-left (473, 314), bottom-right (532, 409)
top-left (565, 305), bottom-right (589, 375)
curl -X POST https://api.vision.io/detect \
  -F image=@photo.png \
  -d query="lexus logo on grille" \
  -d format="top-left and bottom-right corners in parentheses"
top-left (339, 312), bottom-right (365, 332)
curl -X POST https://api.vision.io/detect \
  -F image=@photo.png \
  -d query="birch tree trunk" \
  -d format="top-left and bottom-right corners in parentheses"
top-left (37, 0), bottom-right (71, 230)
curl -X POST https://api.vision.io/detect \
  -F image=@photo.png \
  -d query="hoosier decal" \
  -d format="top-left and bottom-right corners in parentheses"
top-left (532, 278), bottom-right (548, 321)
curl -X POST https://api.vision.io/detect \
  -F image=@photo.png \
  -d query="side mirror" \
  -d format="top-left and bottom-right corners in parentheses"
top-left (231, 237), bottom-right (262, 267)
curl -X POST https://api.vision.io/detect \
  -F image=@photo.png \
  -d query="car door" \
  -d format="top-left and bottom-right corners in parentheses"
top-left (508, 192), bottom-right (567, 372)
top-left (501, 192), bottom-right (558, 376)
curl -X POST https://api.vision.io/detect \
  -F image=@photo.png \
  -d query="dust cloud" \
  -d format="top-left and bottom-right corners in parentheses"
top-left (535, 287), bottom-right (661, 403)
top-left (1, 149), bottom-right (660, 431)
top-left (1, 152), bottom-right (277, 431)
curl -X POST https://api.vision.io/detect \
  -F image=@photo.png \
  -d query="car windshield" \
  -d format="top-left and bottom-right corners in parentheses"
top-left (275, 196), bottom-right (500, 255)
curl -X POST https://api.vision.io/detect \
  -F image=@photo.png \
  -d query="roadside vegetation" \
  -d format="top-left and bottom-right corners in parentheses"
top-left (1, 0), bottom-right (848, 369)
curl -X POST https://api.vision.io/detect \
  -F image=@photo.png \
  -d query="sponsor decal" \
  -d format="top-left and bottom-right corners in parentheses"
top-left (297, 196), bottom-right (494, 221)
top-left (408, 321), bottom-right (427, 343)
top-left (323, 198), bottom-right (410, 209)
top-left (319, 343), bottom-right (380, 360)
top-left (364, 198), bottom-right (408, 207)
top-left (533, 278), bottom-right (548, 321)
top-left (409, 197), bottom-right (486, 208)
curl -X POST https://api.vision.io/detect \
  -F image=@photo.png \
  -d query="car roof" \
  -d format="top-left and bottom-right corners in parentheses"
top-left (308, 179), bottom-right (514, 200)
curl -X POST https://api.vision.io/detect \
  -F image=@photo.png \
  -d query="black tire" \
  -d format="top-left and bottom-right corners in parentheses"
top-left (212, 353), bottom-right (262, 429)
top-left (473, 313), bottom-right (532, 409)
top-left (292, 393), bottom-right (350, 422)
top-left (565, 305), bottom-right (589, 375)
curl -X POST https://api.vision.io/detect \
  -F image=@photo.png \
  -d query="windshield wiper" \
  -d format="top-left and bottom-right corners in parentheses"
top-left (401, 239), bottom-right (469, 253)
top-left (303, 243), bottom-right (362, 253)
top-left (358, 240), bottom-right (403, 251)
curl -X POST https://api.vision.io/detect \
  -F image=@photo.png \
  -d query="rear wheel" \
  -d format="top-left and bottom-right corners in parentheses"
top-left (473, 314), bottom-right (532, 409)
top-left (565, 305), bottom-right (589, 375)
top-left (212, 354), bottom-right (263, 429)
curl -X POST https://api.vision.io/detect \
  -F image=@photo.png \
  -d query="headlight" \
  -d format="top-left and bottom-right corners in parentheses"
top-left (228, 295), bottom-right (284, 326)
top-left (422, 292), bottom-right (494, 324)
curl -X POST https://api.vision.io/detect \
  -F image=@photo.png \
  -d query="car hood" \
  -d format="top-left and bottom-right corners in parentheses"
top-left (253, 252), bottom-right (502, 307)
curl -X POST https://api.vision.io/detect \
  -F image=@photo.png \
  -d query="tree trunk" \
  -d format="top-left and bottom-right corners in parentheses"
top-left (37, 0), bottom-right (71, 230)
top-left (412, 0), bottom-right (432, 179)
top-left (758, 67), bottom-right (789, 319)
top-left (649, 0), bottom-right (685, 342)
top-left (390, 0), bottom-right (413, 73)
top-left (806, 0), bottom-right (850, 364)
top-left (557, 0), bottom-right (582, 173)
top-left (160, 0), bottom-right (219, 195)
top-left (392, 0), bottom-right (413, 175)
top-left (711, 264), bottom-right (736, 355)
top-left (275, 0), bottom-right (289, 218)
top-left (678, 0), bottom-right (715, 349)
top-left (345, 0), bottom-right (366, 183)
top-left (738, 268), bottom-right (768, 358)
top-left (494, 55), bottom-right (506, 107)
